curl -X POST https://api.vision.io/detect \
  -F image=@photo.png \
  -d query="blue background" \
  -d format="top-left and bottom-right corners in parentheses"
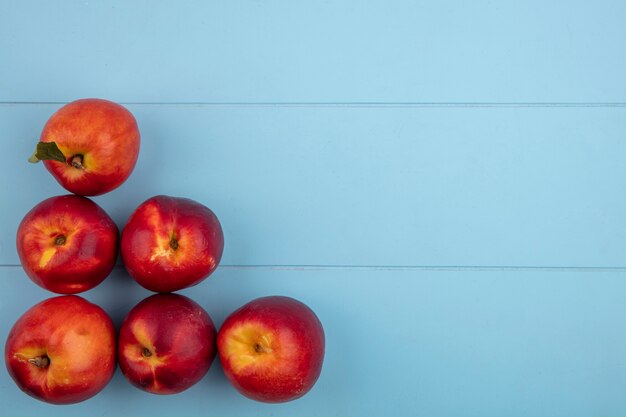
top-left (1, 1), bottom-right (626, 415)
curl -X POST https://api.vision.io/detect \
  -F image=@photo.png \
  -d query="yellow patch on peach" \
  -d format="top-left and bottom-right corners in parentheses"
top-left (129, 320), bottom-right (155, 351)
top-left (60, 167), bottom-right (87, 182)
top-left (80, 152), bottom-right (99, 171)
top-left (13, 346), bottom-right (48, 363)
top-left (50, 326), bottom-right (98, 373)
top-left (13, 347), bottom-right (50, 387)
top-left (149, 241), bottom-right (178, 263)
top-left (28, 217), bottom-right (81, 269)
top-left (52, 143), bottom-right (89, 181)
top-left (222, 323), bottom-right (278, 373)
top-left (126, 320), bottom-right (168, 367)
top-left (140, 203), bottom-right (181, 264)
top-left (38, 247), bottom-right (58, 268)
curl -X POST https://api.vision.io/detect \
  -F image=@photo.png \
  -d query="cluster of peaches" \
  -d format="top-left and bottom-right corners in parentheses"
top-left (5, 99), bottom-right (324, 405)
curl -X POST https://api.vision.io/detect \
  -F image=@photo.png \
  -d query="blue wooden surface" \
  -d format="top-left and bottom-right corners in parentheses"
top-left (1, 1), bottom-right (626, 416)
top-left (1, 267), bottom-right (626, 416)
top-left (2, 105), bottom-right (626, 267)
top-left (1, 1), bottom-right (625, 103)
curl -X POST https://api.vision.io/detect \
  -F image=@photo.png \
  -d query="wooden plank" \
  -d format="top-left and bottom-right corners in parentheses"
top-left (1, 266), bottom-right (625, 416)
top-left (1, 1), bottom-right (625, 103)
top-left (1, 104), bottom-right (625, 267)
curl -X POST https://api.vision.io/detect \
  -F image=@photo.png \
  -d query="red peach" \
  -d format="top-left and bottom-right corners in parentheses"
top-left (4, 296), bottom-right (116, 404)
top-left (118, 293), bottom-right (217, 394)
top-left (218, 296), bottom-right (325, 403)
top-left (16, 195), bottom-right (118, 294)
top-left (30, 98), bottom-right (140, 196)
top-left (121, 195), bottom-right (224, 293)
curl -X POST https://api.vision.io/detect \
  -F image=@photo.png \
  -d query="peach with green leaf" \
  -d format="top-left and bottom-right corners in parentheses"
top-left (29, 98), bottom-right (140, 196)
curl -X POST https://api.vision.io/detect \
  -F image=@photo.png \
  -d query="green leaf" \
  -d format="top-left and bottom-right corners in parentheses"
top-left (28, 142), bottom-right (67, 164)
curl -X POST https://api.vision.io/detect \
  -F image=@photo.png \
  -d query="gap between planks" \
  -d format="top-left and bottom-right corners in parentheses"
top-left (1, 264), bottom-right (626, 272)
top-left (0, 102), bottom-right (625, 108)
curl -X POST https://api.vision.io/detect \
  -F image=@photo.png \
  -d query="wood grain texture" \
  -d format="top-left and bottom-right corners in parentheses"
top-left (1, 1), bottom-right (625, 103)
top-left (1, 1), bottom-right (625, 416)
top-left (1, 104), bottom-right (625, 267)
top-left (1, 266), bottom-right (626, 416)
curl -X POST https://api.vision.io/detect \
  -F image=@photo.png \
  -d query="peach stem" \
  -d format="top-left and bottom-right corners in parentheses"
top-left (70, 154), bottom-right (84, 169)
top-left (28, 356), bottom-right (50, 368)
